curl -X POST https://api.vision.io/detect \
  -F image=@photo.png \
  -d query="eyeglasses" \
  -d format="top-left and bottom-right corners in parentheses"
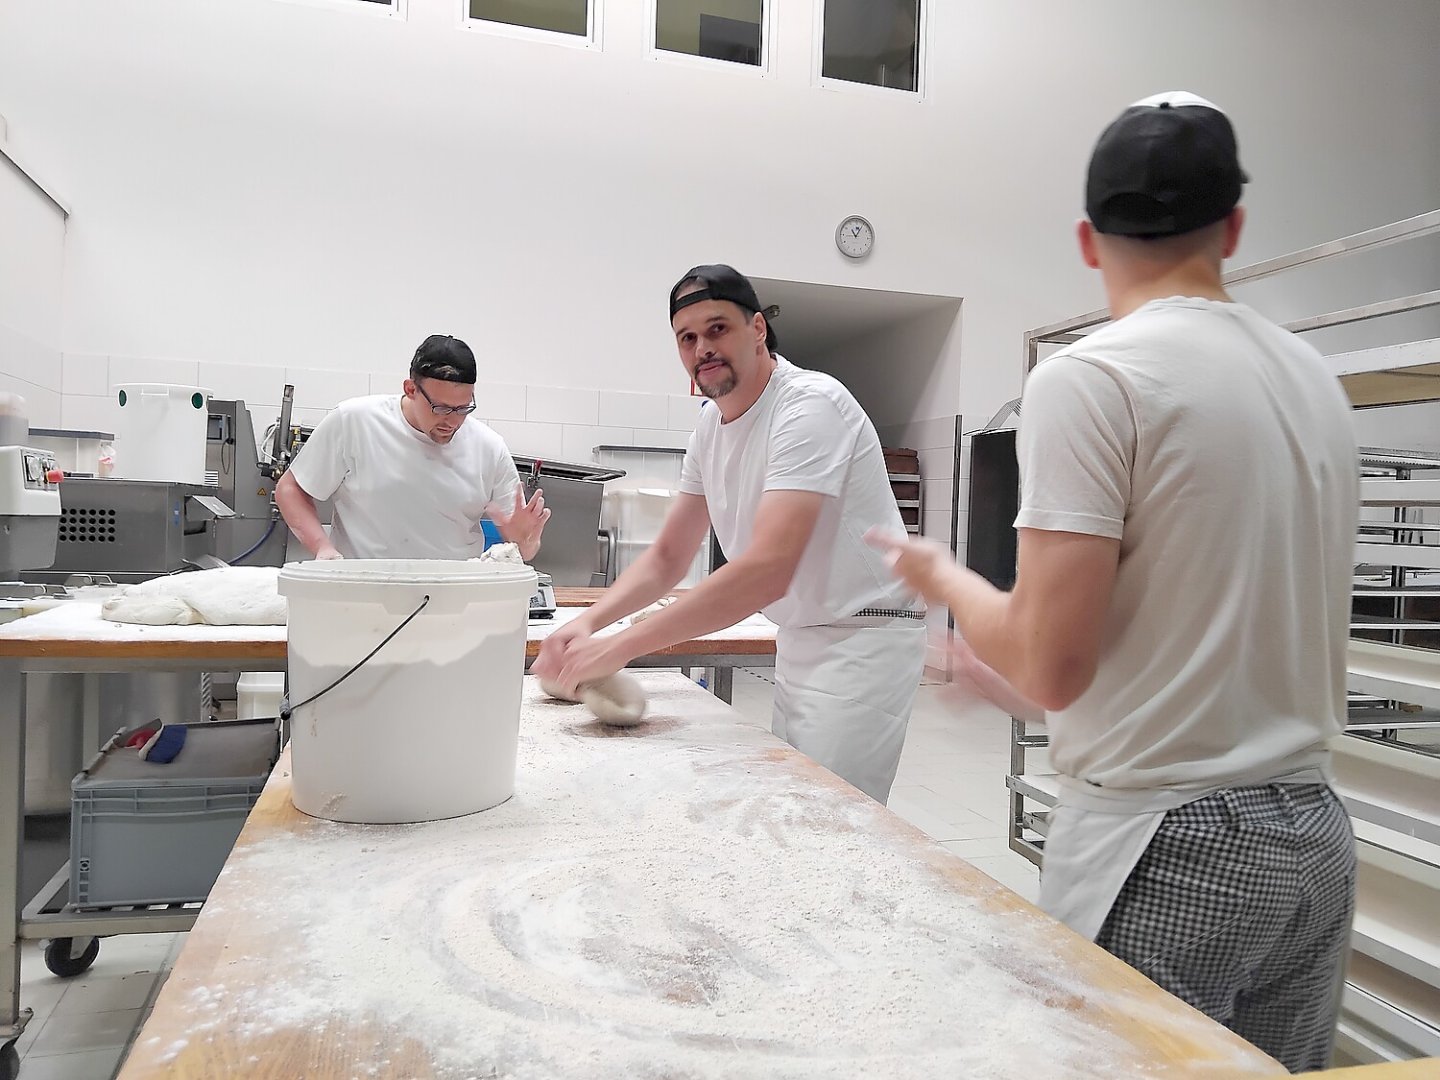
top-left (414, 382), bottom-right (477, 418)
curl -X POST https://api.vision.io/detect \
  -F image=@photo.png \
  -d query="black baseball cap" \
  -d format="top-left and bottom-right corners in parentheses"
top-left (410, 334), bottom-right (476, 384)
top-left (669, 264), bottom-right (763, 321)
top-left (1086, 91), bottom-right (1249, 237)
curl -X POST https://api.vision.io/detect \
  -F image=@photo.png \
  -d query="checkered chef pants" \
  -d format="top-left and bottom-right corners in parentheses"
top-left (1094, 784), bottom-right (1356, 1073)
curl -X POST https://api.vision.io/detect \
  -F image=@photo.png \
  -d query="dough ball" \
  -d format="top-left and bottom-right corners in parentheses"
top-left (539, 677), bottom-right (581, 702)
top-left (581, 672), bottom-right (648, 727)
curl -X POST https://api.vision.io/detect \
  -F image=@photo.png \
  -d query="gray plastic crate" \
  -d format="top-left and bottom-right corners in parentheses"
top-left (69, 720), bottom-right (278, 909)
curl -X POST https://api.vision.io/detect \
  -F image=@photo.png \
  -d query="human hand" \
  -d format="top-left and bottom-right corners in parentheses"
top-left (863, 528), bottom-right (962, 603)
top-left (532, 619), bottom-right (590, 686)
top-left (546, 634), bottom-right (628, 700)
top-left (938, 633), bottom-right (1044, 721)
top-left (493, 487), bottom-right (551, 561)
top-left (316, 545), bottom-right (344, 561)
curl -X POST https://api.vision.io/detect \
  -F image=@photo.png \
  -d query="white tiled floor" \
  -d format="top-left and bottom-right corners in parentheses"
top-left (13, 669), bottom-right (1038, 1078)
top-left (14, 932), bottom-right (182, 1079)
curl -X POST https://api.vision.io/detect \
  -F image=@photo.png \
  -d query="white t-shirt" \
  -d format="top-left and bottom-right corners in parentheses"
top-left (1016, 297), bottom-right (1358, 797)
top-left (679, 356), bottom-right (918, 628)
top-left (288, 395), bottom-right (522, 561)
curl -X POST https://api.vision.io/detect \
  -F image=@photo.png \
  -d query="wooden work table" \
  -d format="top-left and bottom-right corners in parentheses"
top-left (0, 600), bottom-right (774, 688)
top-left (116, 674), bottom-right (1285, 1079)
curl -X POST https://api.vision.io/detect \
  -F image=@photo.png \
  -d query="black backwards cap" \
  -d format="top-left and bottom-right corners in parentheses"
top-left (410, 334), bottom-right (476, 384)
top-left (669, 265), bottom-right (763, 320)
top-left (1086, 90), bottom-right (1249, 237)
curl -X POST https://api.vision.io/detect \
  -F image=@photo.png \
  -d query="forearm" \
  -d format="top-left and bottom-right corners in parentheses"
top-left (274, 478), bottom-right (332, 556)
top-left (934, 567), bottom-right (1029, 692)
top-left (571, 544), bottom-right (693, 635)
top-left (597, 554), bottom-right (787, 665)
top-left (501, 528), bottom-right (540, 561)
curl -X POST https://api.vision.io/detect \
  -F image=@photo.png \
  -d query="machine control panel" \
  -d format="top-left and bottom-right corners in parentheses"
top-left (21, 451), bottom-right (61, 489)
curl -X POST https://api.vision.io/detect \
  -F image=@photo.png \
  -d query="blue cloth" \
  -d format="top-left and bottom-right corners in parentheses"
top-left (480, 518), bottom-right (501, 550)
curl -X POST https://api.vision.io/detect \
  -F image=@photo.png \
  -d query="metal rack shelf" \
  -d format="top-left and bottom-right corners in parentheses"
top-left (884, 468), bottom-right (923, 535)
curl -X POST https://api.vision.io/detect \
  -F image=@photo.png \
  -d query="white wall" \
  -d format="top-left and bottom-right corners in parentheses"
top-left (1, 0), bottom-right (1438, 454)
top-left (0, 148), bottom-right (66, 427)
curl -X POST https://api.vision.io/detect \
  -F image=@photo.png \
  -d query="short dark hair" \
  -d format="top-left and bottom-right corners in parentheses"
top-left (410, 334), bottom-right (476, 384)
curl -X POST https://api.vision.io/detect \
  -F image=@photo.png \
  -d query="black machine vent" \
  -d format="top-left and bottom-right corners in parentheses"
top-left (59, 506), bottom-right (119, 544)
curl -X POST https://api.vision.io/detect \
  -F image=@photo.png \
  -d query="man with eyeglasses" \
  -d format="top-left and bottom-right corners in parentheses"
top-left (276, 334), bottom-right (550, 561)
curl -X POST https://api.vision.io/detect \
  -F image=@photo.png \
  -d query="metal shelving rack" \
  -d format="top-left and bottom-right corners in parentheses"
top-left (1001, 209), bottom-right (1440, 1064)
top-left (889, 472), bottom-right (923, 535)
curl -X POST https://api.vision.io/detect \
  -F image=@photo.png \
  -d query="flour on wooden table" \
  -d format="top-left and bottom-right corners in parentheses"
top-left (148, 678), bottom-right (1279, 1079)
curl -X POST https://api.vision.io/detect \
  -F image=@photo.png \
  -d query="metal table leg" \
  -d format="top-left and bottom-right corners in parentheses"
top-left (712, 666), bottom-right (734, 705)
top-left (0, 659), bottom-right (32, 1048)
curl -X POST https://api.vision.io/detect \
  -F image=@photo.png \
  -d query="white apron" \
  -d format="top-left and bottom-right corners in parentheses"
top-left (772, 616), bottom-right (926, 804)
top-left (1041, 765), bottom-right (1333, 941)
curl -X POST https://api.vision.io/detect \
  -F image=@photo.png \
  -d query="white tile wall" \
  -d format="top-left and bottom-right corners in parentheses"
top-left (283, 366), bottom-right (371, 411)
top-left (199, 362), bottom-right (288, 408)
top-left (667, 393), bottom-right (705, 431)
top-left (918, 446), bottom-right (955, 482)
top-left (922, 509), bottom-right (952, 540)
top-left (108, 356), bottom-right (200, 390)
top-left (561, 424), bottom-right (633, 464)
top-left (0, 372), bottom-right (61, 427)
top-left (907, 416), bottom-right (958, 450)
top-left (0, 323), bottom-right (62, 391)
top-left (61, 395), bottom-right (117, 433)
top-left (526, 386), bottom-right (599, 426)
top-left (921, 477), bottom-right (953, 512)
top-left (60, 354), bottom-right (108, 396)
top-left (291, 406), bottom-right (331, 429)
top-left (631, 427), bottom-right (690, 449)
top-left (599, 390), bottom-right (670, 430)
top-left (489, 419), bottom-right (566, 459)
top-left (474, 382), bottom-right (527, 422)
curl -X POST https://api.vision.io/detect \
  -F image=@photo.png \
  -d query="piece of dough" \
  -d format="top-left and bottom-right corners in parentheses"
top-left (539, 677), bottom-right (580, 702)
top-left (628, 596), bottom-right (677, 625)
top-left (581, 672), bottom-right (648, 726)
top-left (539, 673), bottom-right (648, 726)
top-left (478, 543), bottom-right (525, 565)
top-left (101, 593), bottom-right (202, 626)
top-left (101, 566), bottom-right (286, 626)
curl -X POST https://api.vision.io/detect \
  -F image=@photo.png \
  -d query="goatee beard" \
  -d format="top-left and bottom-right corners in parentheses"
top-left (698, 366), bottom-right (736, 400)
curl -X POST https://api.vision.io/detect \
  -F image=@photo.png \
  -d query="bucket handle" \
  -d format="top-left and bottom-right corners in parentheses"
top-left (282, 594), bottom-right (431, 721)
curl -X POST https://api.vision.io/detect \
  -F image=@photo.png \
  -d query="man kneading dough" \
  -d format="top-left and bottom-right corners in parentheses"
top-left (534, 265), bottom-right (925, 803)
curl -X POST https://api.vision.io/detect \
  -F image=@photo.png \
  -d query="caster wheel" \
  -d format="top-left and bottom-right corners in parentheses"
top-left (0, 1040), bottom-right (18, 1080)
top-left (43, 936), bottom-right (99, 978)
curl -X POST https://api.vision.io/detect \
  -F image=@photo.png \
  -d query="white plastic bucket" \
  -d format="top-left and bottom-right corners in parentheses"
top-left (277, 559), bottom-right (537, 824)
top-left (112, 383), bottom-right (211, 483)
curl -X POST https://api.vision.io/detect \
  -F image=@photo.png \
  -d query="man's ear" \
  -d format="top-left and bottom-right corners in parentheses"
top-left (1221, 206), bottom-right (1245, 260)
top-left (1077, 219), bottom-right (1101, 271)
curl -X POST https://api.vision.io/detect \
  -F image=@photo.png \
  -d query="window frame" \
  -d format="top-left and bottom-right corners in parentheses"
top-left (459, 0), bottom-right (604, 51)
top-left (811, 0), bottom-right (930, 101)
top-left (646, 0), bottom-right (771, 79)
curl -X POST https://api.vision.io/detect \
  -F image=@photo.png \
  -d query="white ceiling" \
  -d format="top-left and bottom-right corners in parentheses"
top-left (748, 277), bottom-right (961, 356)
